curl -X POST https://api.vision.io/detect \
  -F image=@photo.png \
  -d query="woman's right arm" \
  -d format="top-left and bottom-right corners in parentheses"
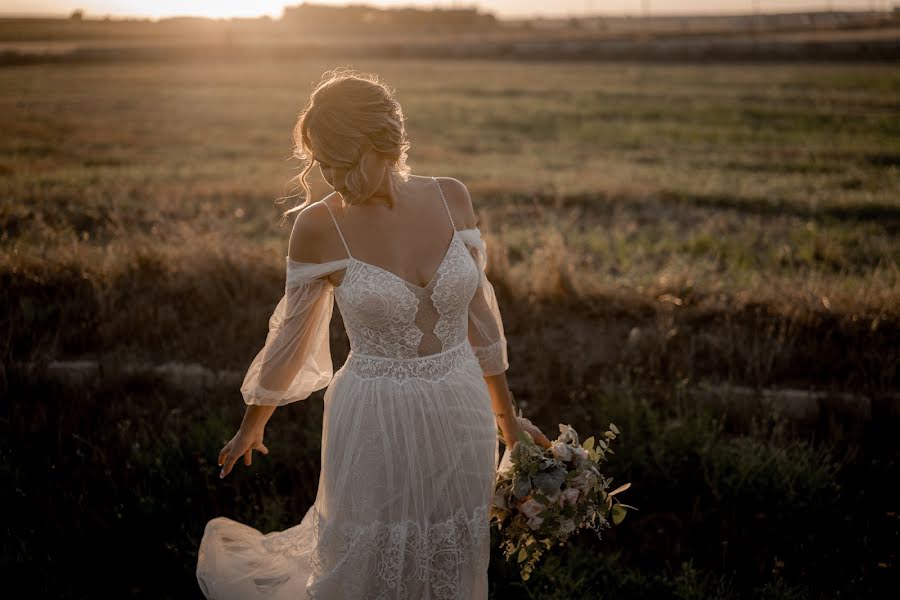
top-left (220, 203), bottom-right (336, 478)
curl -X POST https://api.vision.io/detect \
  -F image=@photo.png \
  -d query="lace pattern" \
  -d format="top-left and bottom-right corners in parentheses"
top-left (343, 340), bottom-right (479, 384)
top-left (306, 503), bottom-right (490, 600)
top-left (338, 260), bottom-right (424, 359)
top-left (336, 235), bottom-right (478, 361)
top-left (431, 238), bottom-right (481, 351)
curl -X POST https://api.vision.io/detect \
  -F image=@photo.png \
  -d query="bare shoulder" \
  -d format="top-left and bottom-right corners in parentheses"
top-left (287, 196), bottom-right (336, 263)
top-left (434, 176), bottom-right (477, 231)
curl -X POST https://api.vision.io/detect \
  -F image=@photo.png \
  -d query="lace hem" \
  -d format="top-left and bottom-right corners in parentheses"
top-left (343, 340), bottom-right (479, 384)
top-left (306, 503), bottom-right (490, 600)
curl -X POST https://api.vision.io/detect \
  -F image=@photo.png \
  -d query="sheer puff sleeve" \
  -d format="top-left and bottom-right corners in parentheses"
top-left (459, 227), bottom-right (509, 376)
top-left (239, 257), bottom-right (350, 406)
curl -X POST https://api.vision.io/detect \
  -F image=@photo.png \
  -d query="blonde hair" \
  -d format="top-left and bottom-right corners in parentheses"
top-left (278, 67), bottom-right (411, 223)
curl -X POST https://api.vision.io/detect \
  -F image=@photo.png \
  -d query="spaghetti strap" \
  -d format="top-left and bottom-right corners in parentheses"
top-left (433, 177), bottom-right (456, 230)
top-left (320, 197), bottom-right (353, 259)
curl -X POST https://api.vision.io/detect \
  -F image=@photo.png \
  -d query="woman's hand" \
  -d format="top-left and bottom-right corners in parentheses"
top-left (517, 416), bottom-right (552, 449)
top-left (217, 426), bottom-right (269, 479)
top-left (499, 414), bottom-right (552, 450)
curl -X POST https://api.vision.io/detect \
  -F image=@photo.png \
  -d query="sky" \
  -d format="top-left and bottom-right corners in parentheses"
top-left (0, 1), bottom-right (888, 20)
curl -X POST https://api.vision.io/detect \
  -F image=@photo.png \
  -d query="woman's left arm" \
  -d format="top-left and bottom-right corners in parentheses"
top-left (485, 372), bottom-right (551, 449)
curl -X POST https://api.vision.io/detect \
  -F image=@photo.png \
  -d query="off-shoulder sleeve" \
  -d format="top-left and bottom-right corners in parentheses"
top-left (239, 257), bottom-right (350, 406)
top-left (459, 227), bottom-right (509, 376)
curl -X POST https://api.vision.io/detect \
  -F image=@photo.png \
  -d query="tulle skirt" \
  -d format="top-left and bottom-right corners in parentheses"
top-left (197, 341), bottom-right (500, 600)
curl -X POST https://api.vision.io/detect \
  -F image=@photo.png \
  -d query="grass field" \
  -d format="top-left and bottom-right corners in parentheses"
top-left (2, 55), bottom-right (899, 598)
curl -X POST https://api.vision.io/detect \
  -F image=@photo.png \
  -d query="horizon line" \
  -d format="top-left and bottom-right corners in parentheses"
top-left (0, 5), bottom-right (890, 22)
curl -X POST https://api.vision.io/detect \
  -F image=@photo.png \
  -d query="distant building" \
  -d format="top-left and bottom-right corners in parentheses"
top-left (281, 2), bottom-right (497, 31)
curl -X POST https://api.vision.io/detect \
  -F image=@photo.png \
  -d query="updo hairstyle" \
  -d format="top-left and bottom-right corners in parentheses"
top-left (279, 67), bottom-right (411, 220)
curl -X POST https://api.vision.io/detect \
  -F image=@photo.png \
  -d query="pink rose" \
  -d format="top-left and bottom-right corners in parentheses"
top-left (519, 498), bottom-right (545, 519)
top-left (559, 487), bottom-right (580, 507)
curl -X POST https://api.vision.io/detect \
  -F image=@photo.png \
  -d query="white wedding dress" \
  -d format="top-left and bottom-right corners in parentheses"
top-left (196, 178), bottom-right (510, 599)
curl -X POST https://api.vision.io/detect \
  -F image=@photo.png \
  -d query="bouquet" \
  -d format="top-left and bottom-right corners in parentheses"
top-left (490, 418), bottom-right (634, 580)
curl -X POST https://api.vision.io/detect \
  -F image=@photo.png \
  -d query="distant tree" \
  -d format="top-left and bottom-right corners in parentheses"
top-left (69, 9), bottom-right (84, 21)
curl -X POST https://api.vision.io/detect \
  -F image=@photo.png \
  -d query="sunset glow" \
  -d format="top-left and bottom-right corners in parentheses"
top-left (0, 1), bottom-right (890, 20)
top-left (77, 1), bottom-right (288, 19)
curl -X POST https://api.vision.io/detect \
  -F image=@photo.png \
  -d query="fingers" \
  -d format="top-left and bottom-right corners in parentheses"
top-left (218, 440), bottom-right (271, 479)
top-left (524, 425), bottom-right (552, 449)
top-left (217, 442), bottom-right (230, 467)
top-left (245, 442), bottom-right (270, 465)
top-left (220, 452), bottom-right (239, 479)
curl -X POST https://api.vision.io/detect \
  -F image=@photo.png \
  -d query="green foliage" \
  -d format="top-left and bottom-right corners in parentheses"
top-left (493, 419), bottom-right (631, 580)
top-left (673, 559), bottom-right (738, 600)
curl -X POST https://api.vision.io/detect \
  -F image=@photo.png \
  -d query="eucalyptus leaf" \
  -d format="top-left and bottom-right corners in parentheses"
top-left (513, 475), bottom-right (531, 499)
top-left (532, 467), bottom-right (566, 496)
top-left (608, 482), bottom-right (631, 496)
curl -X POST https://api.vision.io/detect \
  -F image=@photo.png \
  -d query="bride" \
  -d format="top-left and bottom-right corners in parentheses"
top-left (196, 67), bottom-right (551, 600)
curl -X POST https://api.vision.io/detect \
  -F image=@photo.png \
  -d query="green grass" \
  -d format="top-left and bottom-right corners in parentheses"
top-left (5, 59), bottom-right (896, 320)
top-left (4, 369), bottom-right (894, 599)
top-left (2, 55), bottom-right (898, 598)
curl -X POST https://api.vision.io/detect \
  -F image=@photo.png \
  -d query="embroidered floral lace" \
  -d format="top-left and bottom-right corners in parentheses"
top-left (240, 219), bottom-right (509, 404)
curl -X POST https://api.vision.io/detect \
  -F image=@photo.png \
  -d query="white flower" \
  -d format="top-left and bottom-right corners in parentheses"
top-left (573, 446), bottom-right (589, 460)
top-left (559, 487), bottom-right (580, 506)
top-left (519, 498), bottom-right (545, 519)
top-left (527, 515), bottom-right (544, 530)
top-left (550, 441), bottom-right (574, 462)
top-left (558, 518), bottom-right (576, 535)
top-left (569, 470), bottom-right (598, 494)
top-left (557, 423), bottom-right (579, 446)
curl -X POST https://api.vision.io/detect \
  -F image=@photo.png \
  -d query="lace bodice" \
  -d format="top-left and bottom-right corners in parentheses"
top-left (331, 226), bottom-right (480, 362)
top-left (240, 177), bottom-right (509, 403)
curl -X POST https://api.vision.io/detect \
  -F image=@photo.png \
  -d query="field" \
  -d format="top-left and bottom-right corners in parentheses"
top-left (2, 53), bottom-right (899, 598)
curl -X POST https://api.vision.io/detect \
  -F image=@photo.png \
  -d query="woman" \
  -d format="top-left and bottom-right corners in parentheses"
top-left (196, 68), bottom-right (551, 600)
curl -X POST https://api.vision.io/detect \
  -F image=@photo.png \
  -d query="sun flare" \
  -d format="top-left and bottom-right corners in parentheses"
top-left (99, 1), bottom-right (289, 19)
